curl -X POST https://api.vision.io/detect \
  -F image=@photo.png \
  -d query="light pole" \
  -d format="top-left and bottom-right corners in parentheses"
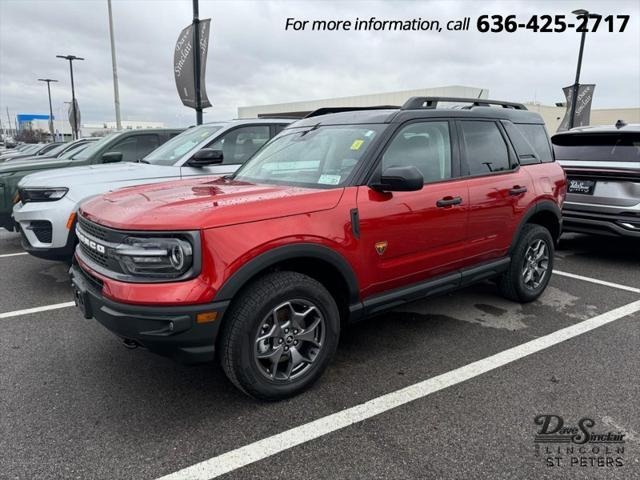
top-left (56, 54), bottom-right (84, 139)
top-left (107, 0), bottom-right (122, 130)
top-left (569, 9), bottom-right (598, 129)
top-left (192, 0), bottom-right (203, 125)
top-left (38, 78), bottom-right (58, 141)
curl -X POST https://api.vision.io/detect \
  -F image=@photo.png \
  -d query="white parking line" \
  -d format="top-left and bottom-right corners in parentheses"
top-left (156, 298), bottom-right (640, 480)
top-left (0, 252), bottom-right (28, 258)
top-left (554, 269), bottom-right (640, 294)
top-left (0, 302), bottom-right (75, 319)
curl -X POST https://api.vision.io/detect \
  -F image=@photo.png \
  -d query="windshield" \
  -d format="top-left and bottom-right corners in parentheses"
top-left (233, 124), bottom-right (382, 188)
top-left (44, 143), bottom-right (69, 157)
top-left (18, 145), bottom-right (39, 154)
top-left (144, 124), bottom-right (224, 165)
top-left (553, 132), bottom-right (640, 162)
top-left (60, 141), bottom-right (93, 159)
top-left (72, 132), bottom-right (120, 161)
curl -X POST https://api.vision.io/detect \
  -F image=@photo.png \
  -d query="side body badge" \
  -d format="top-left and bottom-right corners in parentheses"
top-left (375, 241), bottom-right (388, 255)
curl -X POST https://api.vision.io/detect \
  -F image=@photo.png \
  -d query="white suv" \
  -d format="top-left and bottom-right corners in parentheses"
top-left (13, 118), bottom-right (292, 260)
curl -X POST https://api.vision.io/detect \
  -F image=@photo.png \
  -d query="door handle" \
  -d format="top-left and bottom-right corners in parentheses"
top-left (436, 196), bottom-right (462, 207)
top-left (509, 186), bottom-right (528, 195)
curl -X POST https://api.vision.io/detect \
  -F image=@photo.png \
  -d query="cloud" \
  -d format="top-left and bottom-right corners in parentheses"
top-left (1, 0), bottom-right (638, 127)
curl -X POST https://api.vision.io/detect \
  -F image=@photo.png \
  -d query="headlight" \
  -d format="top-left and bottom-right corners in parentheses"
top-left (113, 236), bottom-right (194, 278)
top-left (19, 187), bottom-right (68, 203)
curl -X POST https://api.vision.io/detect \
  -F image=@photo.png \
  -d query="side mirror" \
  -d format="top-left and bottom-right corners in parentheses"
top-left (187, 148), bottom-right (224, 167)
top-left (102, 152), bottom-right (123, 164)
top-left (370, 166), bottom-right (423, 192)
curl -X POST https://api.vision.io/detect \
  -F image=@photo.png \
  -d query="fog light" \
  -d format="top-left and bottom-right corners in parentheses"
top-left (196, 311), bottom-right (218, 324)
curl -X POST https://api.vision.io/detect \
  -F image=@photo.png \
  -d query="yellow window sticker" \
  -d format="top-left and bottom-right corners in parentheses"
top-left (350, 139), bottom-right (364, 150)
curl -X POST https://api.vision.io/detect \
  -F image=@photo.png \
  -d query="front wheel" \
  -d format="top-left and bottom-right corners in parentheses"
top-left (499, 224), bottom-right (554, 302)
top-left (219, 271), bottom-right (340, 400)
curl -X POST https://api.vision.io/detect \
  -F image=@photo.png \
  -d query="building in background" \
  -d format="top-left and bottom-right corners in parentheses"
top-left (239, 86), bottom-right (640, 132)
top-left (525, 103), bottom-right (640, 132)
top-left (14, 115), bottom-right (166, 140)
top-left (81, 120), bottom-right (165, 137)
top-left (238, 85), bottom-right (489, 119)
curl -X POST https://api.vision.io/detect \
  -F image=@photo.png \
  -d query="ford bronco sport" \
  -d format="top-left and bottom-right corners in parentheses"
top-left (70, 97), bottom-right (566, 400)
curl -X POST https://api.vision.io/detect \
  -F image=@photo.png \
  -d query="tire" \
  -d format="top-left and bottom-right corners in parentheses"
top-left (498, 224), bottom-right (554, 302)
top-left (219, 271), bottom-right (340, 400)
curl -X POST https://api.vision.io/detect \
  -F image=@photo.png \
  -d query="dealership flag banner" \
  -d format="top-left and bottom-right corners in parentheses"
top-left (173, 18), bottom-right (212, 109)
top-left (557, 84), bottom-right (596, 132)
top-left (68, 98), bottom-right (81, 132)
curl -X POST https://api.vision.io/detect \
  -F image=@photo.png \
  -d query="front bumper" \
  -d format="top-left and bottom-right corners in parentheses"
top-left (69, 263), bottom-right (228, 363)
top-left (13, 196), bottom-right (77, 252)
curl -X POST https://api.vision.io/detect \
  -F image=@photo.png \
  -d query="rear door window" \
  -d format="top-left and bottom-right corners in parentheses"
top-left (459, 121), bottom-right (512, 175)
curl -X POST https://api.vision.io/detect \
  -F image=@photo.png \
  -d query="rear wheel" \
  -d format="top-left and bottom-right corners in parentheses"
top-left (499, 224), bottom-right (553, 302)
top-left (219, 271), bottom-right (340, 400)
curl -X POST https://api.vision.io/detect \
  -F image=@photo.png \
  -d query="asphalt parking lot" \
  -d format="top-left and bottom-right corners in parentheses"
top-left (1, 229), bottom-right (638, 480)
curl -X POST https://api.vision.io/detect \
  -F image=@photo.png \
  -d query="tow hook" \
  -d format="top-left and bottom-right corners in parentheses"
top-left (123, 339), bottom-right (139, 349)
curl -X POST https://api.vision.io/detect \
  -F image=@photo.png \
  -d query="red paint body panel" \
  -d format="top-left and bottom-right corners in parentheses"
top-left (356, 180), bottom-right (469, 297)
top-left (80, 177), bottom-right (344, 230)
top-left (78, 162), bottom-right (566, 307)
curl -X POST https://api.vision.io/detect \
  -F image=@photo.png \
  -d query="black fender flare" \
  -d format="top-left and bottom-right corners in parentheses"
top-left (214, 243), bottom-right (360, 306)
top-left (510, 200), bottom-right (562, 253)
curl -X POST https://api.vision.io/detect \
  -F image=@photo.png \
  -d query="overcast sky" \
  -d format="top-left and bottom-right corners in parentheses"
top-left (1, 0), bottom-right (639, 127)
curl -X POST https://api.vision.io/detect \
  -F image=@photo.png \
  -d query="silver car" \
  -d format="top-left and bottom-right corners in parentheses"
top-left (552, 122), bottom-right (640, 238)
top-left (13, 119), bottom-right (293, 261)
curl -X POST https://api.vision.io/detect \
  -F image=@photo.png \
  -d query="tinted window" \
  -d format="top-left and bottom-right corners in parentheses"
top-left (552, 132), bottom-right (640, 162)
top-left (110, 137), bottom-right (138, 162)
top-left (517, 124), bottom-right (553, 162)
top-left (460, 121), bottom-right (511, 175)
top-left (208, 125), bottom-right (271, 164)
top-left (382, 121), bottom-right (452, 183)
top-left (144, 124), bottom-right (223, 166)
top-left (73, 132), bottom-right (121, 161)
top-left (136, 134), bottom-right (160, 158)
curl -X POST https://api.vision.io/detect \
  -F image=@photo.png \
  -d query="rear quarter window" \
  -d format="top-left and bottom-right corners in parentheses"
top-left (511, 123), bottom-right (553, 163)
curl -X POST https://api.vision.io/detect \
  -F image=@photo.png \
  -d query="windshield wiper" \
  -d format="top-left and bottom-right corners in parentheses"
top-left (138, 159), bottom-right (150, 164)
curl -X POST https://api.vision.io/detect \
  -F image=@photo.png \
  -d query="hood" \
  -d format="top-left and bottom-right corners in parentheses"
top-left (19, 162), bottom-right (172, 188)
top-left (80, 177), bottom-right (344, 230)
top-left (0, 156), bottom-right (71, 174)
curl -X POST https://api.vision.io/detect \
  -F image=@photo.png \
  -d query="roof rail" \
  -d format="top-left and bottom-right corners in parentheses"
top-left (401, 97), bottom-right (527, 111)
top-left (305, 105), bottom-right (400, 118)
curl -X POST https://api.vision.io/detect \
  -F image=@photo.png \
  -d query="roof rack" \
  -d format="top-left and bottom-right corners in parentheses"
top-left (304, 105), bottom-right (400, 118)
top-left (401, 97), bottom-right (527, 111)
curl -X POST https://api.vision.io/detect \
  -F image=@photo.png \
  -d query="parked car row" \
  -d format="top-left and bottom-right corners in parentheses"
top-left (13, 119), bottom-right (289, 259)
top-left (3, 99), bottom-right (637, 400)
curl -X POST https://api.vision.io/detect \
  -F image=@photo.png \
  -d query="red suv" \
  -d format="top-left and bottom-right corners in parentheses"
top-left (70, 97), bottom-right (567, 400)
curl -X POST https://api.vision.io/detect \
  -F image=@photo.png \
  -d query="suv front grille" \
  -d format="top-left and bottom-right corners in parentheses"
top-left (78, 215), bottom-right (108, 240)
top-left (79, 242), bottom-right (110, 268)
top-left (30, 220), bottom-right (52, 243)
top-left (76, 216), bottom-right (127, 276)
